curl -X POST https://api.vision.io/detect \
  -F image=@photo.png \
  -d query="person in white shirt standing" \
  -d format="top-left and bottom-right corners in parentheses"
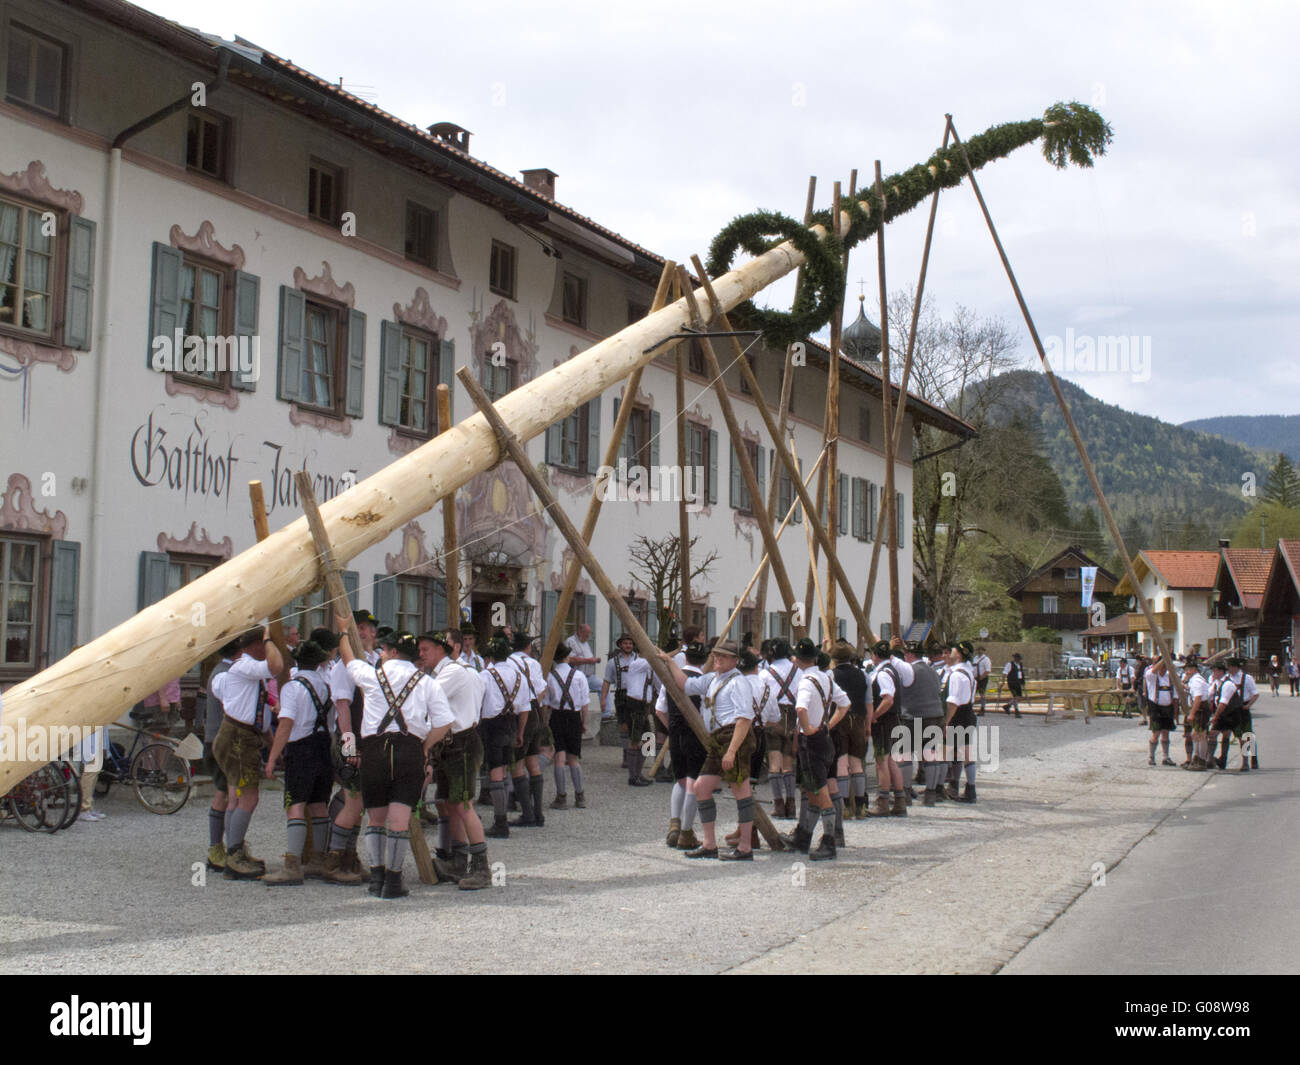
top-left (480, 636), bottom-right (526, 838)
top-left (602, 633), bottom-right (656, 787)
top-left (660, 639), bottom-right (758, 862)
top-left (784, 638), bottom-right (851, 860)
top-left (1144, 656), bottom-right (1178, 767)
top-left (655, 641), bottom-right (709, 851)
top-left (263, 639), bottom-right (335, 886)
top-left (942, 641), bottom-right (979, 803)
top-left (211, 628), bottom-right (284, 880)
top-left (508, 632), bottom-right (549, 828)
top-left (564, 622), bottom-right (602, 738)
top-left (1180, 657), bottom-right (1212, 771)
top-left (866, 640), bottom-right (909, 816)
top-left (762, 639), bottom-right (801, 819)
top-left (974, 647), bottom-right (992, 715)
top-left (336, 622), bottom-right (454, 899)
top-left (417, 630), bottom-right (492, 891)
top-left (546, 642), bottom-right (591, 811)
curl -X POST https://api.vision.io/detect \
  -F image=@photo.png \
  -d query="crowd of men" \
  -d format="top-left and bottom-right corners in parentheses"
top-left (199, 612), bottom-right (1265, 891)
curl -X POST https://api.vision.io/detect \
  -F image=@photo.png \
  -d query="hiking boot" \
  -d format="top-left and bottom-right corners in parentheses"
top-left (206, 843), bottom-right (227, 872)
top-left (865, 795), bottom-right (893, 817)
top-left (922, 789), bottom-right (937, 806)
top-left (809, 834), bottom-right (836, 861)
top-left (550, 795), bottom-right (568, 810)
top-left (944, 782), bottom-right (961, 801)
top-left (301, 851), bottom-right (327, 880)
top-left (509, 815), bottom-right (539, 828)
top-left (574, 792), bottom-right (587, 809)
top-left (264, 854), bottom-right (304, 887)
top-left (779, 826), bottom-right (812, 853)
top-left (1162, 757), bottom-right (1176, 766)
top-left (367, 865), bottom-right (387, 896)
top-left (380, 869), bottom-right (409, 899)
top-left (719, 848), bottom-right (753, 861)
top-left (891, 794), bottom-right (909, 816)
top-left (458, 851), bottom-right (491, 891)
top-left (666, 818), bottom-right (682, 848)
top-left (232, 842), bottom-right (265, 871)
top-left (853, 798), bottom-right (869, 820)
top-left (322, 850), bottom-right (364, 885)
top-left (223, 847), bottom-right (263, 881)
top-left (684, 846), bottom-right (719, 859)
top-left (628, 776), bottom-right (652, 787)
top-left (486, 817), bottom-right (510, 839)
top-left (675, 829), bottom-right (701, 850)
top-left (960, 784), bottom-right (977, 804)
top-left (432, 854), bottom-right (462, 885)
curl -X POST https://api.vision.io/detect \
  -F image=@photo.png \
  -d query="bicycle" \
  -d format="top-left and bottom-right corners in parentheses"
top-left (3, 760), bottom-right (81, 832)
top-left (96, 724), bottom-right (194, 814)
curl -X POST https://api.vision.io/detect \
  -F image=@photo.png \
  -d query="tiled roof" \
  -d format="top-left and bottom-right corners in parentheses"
top-left (1280, 540), bottom-right (1300, 589)
top-left (1221, 548), bottom-right (1274, 609)
top-left (1138, 550), bottom-right (1220, 590)
top-left (1080, 613), bottom-right (1133, 637)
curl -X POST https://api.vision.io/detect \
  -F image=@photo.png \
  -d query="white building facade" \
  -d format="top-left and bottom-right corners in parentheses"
top-left (0, 0), bottom-right (970, 697)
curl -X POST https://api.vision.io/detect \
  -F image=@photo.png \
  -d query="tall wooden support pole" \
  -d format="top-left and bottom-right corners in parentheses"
top-left (874, 161), bottom-right (901, 638)
top-left (539, 263), bottom-right (677, 674)
top-left (458, 365), bottom-right (783, 848)
top-left (436, 384), bottom-right (461, 628)
top-left (678, 264), bottom-right (805, 641)
top-left (674, 276), bottom-right (692, 640)
top-left (249, 481), bottom-right (292, 688)
top-left (755, 177), bottom-right (816, 637)
top-left (863, 122), bottom-right (950, 624)
top-left (947, 119), bottom-right (1185, 700)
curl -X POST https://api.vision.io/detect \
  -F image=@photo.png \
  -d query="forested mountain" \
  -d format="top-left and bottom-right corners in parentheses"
top-left (977, 371), bottom-right (1255, 535)
top-left (1180, 414), bottom-right (1300, 463)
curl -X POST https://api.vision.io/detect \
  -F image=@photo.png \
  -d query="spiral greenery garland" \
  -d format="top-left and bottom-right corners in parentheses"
top-left (705, 101), bottom-right (1113, 347)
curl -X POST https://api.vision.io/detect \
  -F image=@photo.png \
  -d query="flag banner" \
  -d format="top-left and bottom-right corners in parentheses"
top-left (1081, 567), bottom-right (1098, 608)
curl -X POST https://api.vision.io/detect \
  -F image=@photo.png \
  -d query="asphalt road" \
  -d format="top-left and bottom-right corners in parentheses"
top-left (1003, 691), bottom-right (1298, 974)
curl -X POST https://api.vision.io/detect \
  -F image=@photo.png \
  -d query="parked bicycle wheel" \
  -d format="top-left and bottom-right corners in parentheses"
top-left (95, 741), bottom-right (127, 796)
top-left (50, 761), bottom-right (82, 830)
top-left (1093, 691), bottom-right (1121, 715)
top-left (131, 743), bottom-right (192, 814)
top-left (5, 769), bottom-right (50, 832)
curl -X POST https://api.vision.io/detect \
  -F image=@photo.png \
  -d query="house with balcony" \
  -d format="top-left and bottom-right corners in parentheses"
top-left (1006, 546), bottom-right (1117, 651)
top-left (1209, 542), bottom-right (1274, 664)
top-left (1113, 550), bottom-right (1219, 658)
top-left (1256, 539), bottom-right (1300, 669)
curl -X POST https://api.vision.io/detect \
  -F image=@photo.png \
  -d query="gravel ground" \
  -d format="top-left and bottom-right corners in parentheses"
top-left (0, 711), bottom-right (1215, 974)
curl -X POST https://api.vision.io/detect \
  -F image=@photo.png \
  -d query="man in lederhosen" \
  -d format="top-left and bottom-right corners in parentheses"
top-left (780, 638), bottom-right (850, 859)
top-left (942, 641), bottom-right (979, 803)
top-left (480, 636), bottom-right (525, 838)
top-left (660, 639), bottom-right (758, 861)
top-left (866, 640), bottom-right (909, 815)
top-left (263, 639), bottom-right (335, 885)
top-left (1180, 657), bottom-right (1212, 771)
top-left (203, 637), bottom-right (241, 873)
top-left (417, 630), bottom-right (492, 890)
top-left (1116, 655), bottom-right (1137, 718)
top-left (903, 643), bottom-right (948, 804)
top-left (336, 622), bottom-right (454, 899)
top-left (1145, 656), bottom-right (1177, 766)
top-left (509, 632), bottom-right (548, 827)
top-left (210, 628), bottom-right (283, 880)
top-left (762, 639), bottom-right (801, 819)
top-left (322, 610), bottom-right (381, 885)
top-left (601, 633), bottom-right (655, 787)
top-left (546, 641), bottom-right (591, 811)
top-left (1236, 659), bottom-right (1260, 770)
top-left (458, 622), bottom-right (485, 673)
top-left (1221, 657), bottom-right (1258, 771)
top-left (654, 641), bottom-right (708, 850)
top-left (1001, 652), bottom-right (1024, 717)
top-left (1208, 659), bottom-right (1246, 771)
top-left (725, 646), bottom-right (775, 851)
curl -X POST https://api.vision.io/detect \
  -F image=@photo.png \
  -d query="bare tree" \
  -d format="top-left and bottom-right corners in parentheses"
top-left (627, 534), bottom-right (719, 643)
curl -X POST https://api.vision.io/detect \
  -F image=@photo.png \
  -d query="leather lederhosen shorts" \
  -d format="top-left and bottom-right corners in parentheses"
top-left (283, 730), bottom-right (333, 808)
top-left (669, 711), bottom-right (707, 781)
top-left (513, 702), bottom-right (542, 763)
top-left (795, 727), bottom-right (835, 792)
top-left (358, 731), bottom-right (424, 809)
top-left (764, 705), bottom-right (797, 759)
top-left (871, 709), bottom-right (901, 756)
top-left (698, 722), bottom-right (756, 784)
top-left (832, 716), bottom-right (850, 761)
top-left (551, 707), bottom-right (584, 757)
top-left (846, 712), bottom-right (870, 760)
top-left (212, 714), bottom-right (264, 794)
top-left (622, 697), bottom-right (650, 749)
top-left (1148, 704), bottom-right (1177, 732)
top-left (435, 727), bottom-right (484, 805)
top-left (479, 713), bottom-right (515, 771)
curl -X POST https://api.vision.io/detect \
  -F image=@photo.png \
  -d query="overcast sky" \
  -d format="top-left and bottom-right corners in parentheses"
top-left (138, 0), bottom-right (1300, 426)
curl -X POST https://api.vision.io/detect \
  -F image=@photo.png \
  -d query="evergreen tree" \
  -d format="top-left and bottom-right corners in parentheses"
top-left (1261, 453), bottom-right (1300, 509)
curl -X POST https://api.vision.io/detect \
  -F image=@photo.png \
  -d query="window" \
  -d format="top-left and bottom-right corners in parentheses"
top-left (396, 578), bottom-right (426, 635)
top-left (858, 405), bottom-right (870, 442)
top-left (1, 536), bottom-right (37, 667)
top-left (308, 161), bottom-right (342, 224)
top-left (176, 256), bottom-right (228, 383)
top-left (739, 353), bottom-right (756, 394)
top-left (556, 404), bottom-right (589, 471)
top-left (489, 240), bottom-right (516, 299)
top-left (292, 587), bottom-right (332, 636)
top-left (166, 554), bottom-right (214, 676)
top-left (561, 272), bottom-right (587, 327)
top-left (301, 300), bottom-right (341, 408)
top-left (738, 609), bottom-right (754, 640)
top-left (687, 422), bottom-right (716, 505)
top-left (777, 459), bottom-right (803, 524)
top-left (396, 329), bottom-right (433, 433)
top-left (0, 195), bottom-right (54, 336)
top-left (688, 338), bottom-right (706, 376)
top-left (624, 597), bottom-right (648, 631)
top-left (730, 439), bottom-right (762, 513)
top-left (482, 354), bottom-right (515, 401)
top-left (186, 111), bottom-right (230, 180)
top-left (405, 202), bottom-right (437, 268)
top-left (616, 400), bottom-right (656, 470)
top-left (1041, 595), bottom-right (1059, 614)
top-left (1064, 568), bottom-right (1080, 581)
top-left (5, 24), bottom-right (67, 118)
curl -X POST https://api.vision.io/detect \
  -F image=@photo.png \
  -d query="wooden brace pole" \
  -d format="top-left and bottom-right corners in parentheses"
top-left (437, 384), bottom-right (460, 630)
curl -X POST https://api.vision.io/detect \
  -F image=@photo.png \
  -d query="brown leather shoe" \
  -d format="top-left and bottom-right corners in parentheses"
top-left (321, 849), bottom-right (364, 885)
top-left (864, 795), bottom-right (893, 817)
top-left (264, 854), bottom-right (304, 886)
top-left (675, 829), bottom-right (701, 850)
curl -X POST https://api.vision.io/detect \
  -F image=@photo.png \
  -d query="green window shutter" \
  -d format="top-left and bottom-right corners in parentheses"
top-left (756, 446), bottom-right (765, 504)
top-left (341, 570), bottom-right (360, 611)
top-left (868, 482), bottom-right (877, 540)
top-left (374, 575), bottom-right (397, 629)
top-left (609, 602), bottom-right (617, 652)
top-left (817, 617), bottom-right (824, 643)
top-left (432, 579), bottom-right (448, 628)
top-left (897, 491), bottom-right (906, 548)
top-left (706, 606), bottom-right (716, 639)
top-left (767, 612), bottom-right (778, 638)
top-left (345, 309), bottom-right (366, 417)
top-left (64, 216), bottom-right (95, 350)
top-left (137, 551), bottom-right (169, 610)
top-left (542, 590), bottom-right (558, 641)
top-left (613, 397), bottom-right (628, 463)
top-left (378, 320), bottom-right (402, 425)
top-left (585, 395), bottom-right (601, 474)
top-left (544, 419), bottom-right (562, 464)
top-left (584, 594), bottom-right (596, 630)
top-left (48, 540), bottom-right (80, 664)
top-left (708, 430), bottom-right (718, 505)
top-left (148, 242), bottom-right (182, 370)
top-left (231, 270), bottom-right (260, 390)
top-left (438, 338), bottom-right (455, 428)
top-left (793, 458), bottom-right (804, 523)
top-left (838, 473), bottom-right (849, 535)
top-left (729, 442), bottom-right (741, 509)
top-left (838, 619), bottom-right (847, 640)
top-left (649, 410), bottom-right (661, 467)
top-left (852, 478), bottom-right (864, 539)
top-left (276, 285), bottom-right (306, 402)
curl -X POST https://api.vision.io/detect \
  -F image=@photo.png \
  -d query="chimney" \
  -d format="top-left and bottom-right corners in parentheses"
top-left (521, 168), bottom-right (558, 199)
top-left (1218, 538), bottom-right (1231, 550)
top-left (427, 122), bottom-right (472, 153)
